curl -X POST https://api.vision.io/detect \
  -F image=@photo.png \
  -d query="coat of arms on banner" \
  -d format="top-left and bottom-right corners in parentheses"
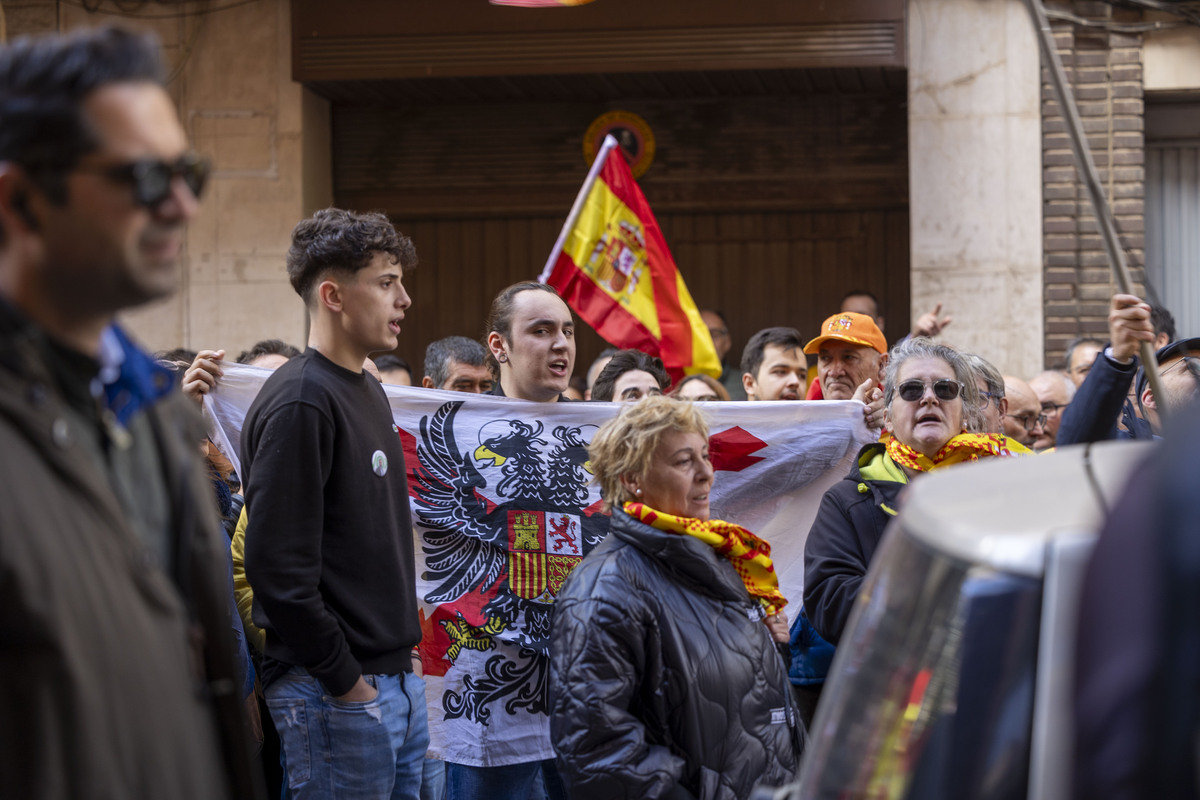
top-left (507, 510), bottom-right (584, 600)
top-left (407, 400), bottom-right (604, 726)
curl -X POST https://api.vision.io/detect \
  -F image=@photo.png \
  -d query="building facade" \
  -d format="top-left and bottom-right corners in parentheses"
top-left (1, 0), bottom-right (1195, 377)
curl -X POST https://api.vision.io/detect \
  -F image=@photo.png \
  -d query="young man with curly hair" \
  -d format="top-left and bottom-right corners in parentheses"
top-left (242, 208), bottom-right (427, 798)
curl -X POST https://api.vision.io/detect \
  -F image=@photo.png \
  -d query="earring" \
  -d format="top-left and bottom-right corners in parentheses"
top-left (497, 353), bottom-right (508, 363)
top-left (636, 488), bottom-right (642, 496)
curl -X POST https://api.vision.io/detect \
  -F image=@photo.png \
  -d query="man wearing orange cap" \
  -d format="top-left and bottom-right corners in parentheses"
top-left (787, 311), bottom-right (888, 728)
top-left (805, 312), bottom-right (890, 404)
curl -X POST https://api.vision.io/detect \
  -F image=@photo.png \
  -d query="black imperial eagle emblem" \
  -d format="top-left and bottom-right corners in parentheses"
top-left (410, 400), bottom-right (606, 725)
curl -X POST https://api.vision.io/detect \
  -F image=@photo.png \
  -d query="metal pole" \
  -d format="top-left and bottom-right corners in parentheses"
top-left (538, 134), bottom-right (619, 283)
top-left (1024, 0), bottom-right (1168, 423)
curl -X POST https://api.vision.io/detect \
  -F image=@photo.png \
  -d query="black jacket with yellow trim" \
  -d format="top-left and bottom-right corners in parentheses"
top-left (803, 441), bottom-right (907, 646)
top-left (551, 508), bottom-right (801, 800)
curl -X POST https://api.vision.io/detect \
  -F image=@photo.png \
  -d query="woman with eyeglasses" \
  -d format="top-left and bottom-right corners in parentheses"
top-left (803, 337), bottom-right (1027, 647)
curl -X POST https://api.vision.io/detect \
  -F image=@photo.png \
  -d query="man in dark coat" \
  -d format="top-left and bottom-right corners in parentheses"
top-left (1058, 292), bottom-right (1199, 445)
top-left (1074, 401), bottom-right (1200, 800)
top-left (0, 26), bottom-right (257, 799)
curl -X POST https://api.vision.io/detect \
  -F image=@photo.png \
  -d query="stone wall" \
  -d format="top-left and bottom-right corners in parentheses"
top-left (1041, 1), bottom-right (1146, 368)
top-left (5, 0), bottom-right (1169, 374)
top-left (0, 0), bottom-right (329, 355)
top-left (907, 0), bottom-right (1045, 378)
top-left (1144, 21), bottom-right (1200, 92)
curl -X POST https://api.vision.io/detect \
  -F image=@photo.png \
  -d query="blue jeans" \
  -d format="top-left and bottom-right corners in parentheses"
top-left (265, 668), bottom-right (429, 799)
top-left (446, 760), bottom-right (566, 800)
top-left (420, 757), bottom-right (446, 800)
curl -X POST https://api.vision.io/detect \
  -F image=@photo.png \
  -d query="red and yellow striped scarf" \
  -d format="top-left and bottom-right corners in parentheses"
top-left (624, 502), bottom-right (787, 615)
top-left (886, 433), bottom-right (1031, 473)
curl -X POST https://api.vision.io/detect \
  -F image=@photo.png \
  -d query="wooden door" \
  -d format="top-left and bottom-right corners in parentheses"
top-left (388, 208), bottom-right (908, 384)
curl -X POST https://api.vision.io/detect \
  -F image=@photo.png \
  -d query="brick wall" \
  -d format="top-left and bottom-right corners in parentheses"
top-left (1042, 1), bottom-right (1146, 368)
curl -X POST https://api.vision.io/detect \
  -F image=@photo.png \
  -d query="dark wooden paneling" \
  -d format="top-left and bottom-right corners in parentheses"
top-left (341, 62), bottom-right (910, 378)
top-left (294, 0), bottom-right (905, 37)
top-left (380, 209), bottom-right (909, 385)
top-left (332, 88), bottom-right (908, 218)
top-left (296, 23), bottom-right (904, 81)
top-left (308, 67), bottom-right (909, 107)
top-left (293, 0), bottom-right (906, 80)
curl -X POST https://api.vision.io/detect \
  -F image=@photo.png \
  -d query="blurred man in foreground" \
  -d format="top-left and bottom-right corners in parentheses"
top-left (0, 26), bottom-right (256, 798)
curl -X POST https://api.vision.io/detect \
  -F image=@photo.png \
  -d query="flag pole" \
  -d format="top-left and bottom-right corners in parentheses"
top-left (1023, 0), bottom-right (1168, 424)
top-left (538, 134), bottom-right (621, 283)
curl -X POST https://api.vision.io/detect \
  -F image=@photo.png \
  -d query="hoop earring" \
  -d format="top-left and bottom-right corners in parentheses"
top-left (497, 353), bottom-right (508, 364)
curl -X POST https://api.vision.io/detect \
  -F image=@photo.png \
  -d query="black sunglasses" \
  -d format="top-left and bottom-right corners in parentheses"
top-left (76, 152), bottom-right (210, 208)
top-left (897, 378), bottom-right (963, 402)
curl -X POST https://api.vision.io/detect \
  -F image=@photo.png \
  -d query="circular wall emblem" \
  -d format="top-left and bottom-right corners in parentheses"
top-left (584, 110), bottom-right (656, 178)
top-left (371, 450), bottom-right (388, 477)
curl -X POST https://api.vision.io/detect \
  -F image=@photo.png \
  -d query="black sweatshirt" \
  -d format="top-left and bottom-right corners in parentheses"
top-left (242, 349), bottom-right (420, 695)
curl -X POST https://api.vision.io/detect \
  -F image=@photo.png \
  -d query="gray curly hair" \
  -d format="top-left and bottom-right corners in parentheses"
top-left (883, 337), bottom-right (983, 434)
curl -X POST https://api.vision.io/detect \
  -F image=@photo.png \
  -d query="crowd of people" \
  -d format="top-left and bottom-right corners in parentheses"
top-left (2, 23), bottom-right (1198, 800)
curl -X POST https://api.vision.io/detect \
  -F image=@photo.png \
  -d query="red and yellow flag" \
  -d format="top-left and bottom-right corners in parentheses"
top-left (539, 135), bottom-right (720, 382)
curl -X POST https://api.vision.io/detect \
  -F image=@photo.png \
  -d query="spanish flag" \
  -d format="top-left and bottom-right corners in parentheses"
top-left (538, 135), bottom-right (720, 381)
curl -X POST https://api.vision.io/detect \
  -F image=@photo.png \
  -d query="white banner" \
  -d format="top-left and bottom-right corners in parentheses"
top-left (205, 365), bottom-right (875, 766)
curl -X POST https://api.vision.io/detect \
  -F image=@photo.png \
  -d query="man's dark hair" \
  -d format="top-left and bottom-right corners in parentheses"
top-left (1151, 303), bottom-right (1177, 343)
top-left (372, 354), bottom-right (410, 375)
top-left (740, 327), bottom-right (805, 379)
top-left (482, 281), bottom-right (564, 372)
top-left (592, 347), bottom-right (621, 366)
top-left (484, 281), bottom-right (561, 344)
top-left (236, 339), bottom-right (301, 365)
top-left (1064, 336), bottom-right (1106, 370)
top-left (286, 208), bottom-right (417, 305)
top-left (0, 27), bottom-right (165, 212)
top-left (424, 336), bottom-right (487, 388)
top-left (590, 349), bottom-right (671, 402)
top-left (585, 346), bottom-right (621, 389)
top-left (154, 348), bottom-right (197, 388)
top-left (841, 289), bottom-right (880, 315)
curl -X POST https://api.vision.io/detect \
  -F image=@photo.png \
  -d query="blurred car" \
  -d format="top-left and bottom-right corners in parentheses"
top-left (754, 440), bottom-right (1152, 800)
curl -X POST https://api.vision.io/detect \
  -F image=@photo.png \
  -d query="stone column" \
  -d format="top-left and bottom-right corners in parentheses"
top-left (2, 0), bottom-right (330, 354)
top-left (907, 0), bottom-right (1044, 378)
top-left (111, 0), bottom-right (330, 353)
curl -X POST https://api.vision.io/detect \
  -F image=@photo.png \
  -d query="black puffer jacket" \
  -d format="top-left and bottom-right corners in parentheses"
top-left (803, 441), bottom-right (907, 645)
top-left (550, 508), bottom-right (801, 800)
